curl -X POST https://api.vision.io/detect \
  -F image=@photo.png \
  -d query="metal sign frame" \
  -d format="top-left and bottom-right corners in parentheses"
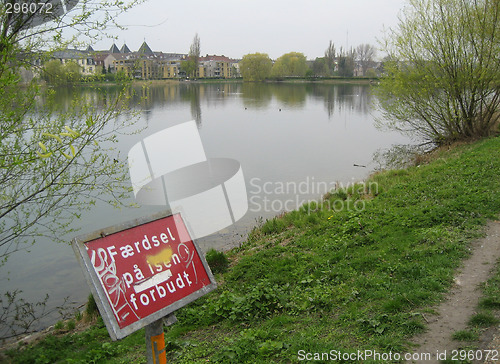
top-left (72, 210), bottom-right (217, 340)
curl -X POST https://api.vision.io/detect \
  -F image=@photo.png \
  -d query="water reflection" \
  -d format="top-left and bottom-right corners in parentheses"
top-left (271, 84), bottom-right (308, 107)
top-left (39, 85), bottom-right (129, 113)
top-left (241, 83), bottom-right (273, 109)
top-left (47, 82), bottom-right (375, 122)
top-left (184, 85), bottom-right (202, 125)
top-left (309, 84), bottom-right (373, 117)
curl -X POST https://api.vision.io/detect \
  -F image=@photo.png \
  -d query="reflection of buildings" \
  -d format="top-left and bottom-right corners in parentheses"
top-left (43, 42), bottom-right (240, 80)
top-left (45, 82), bottom-right (374, 126)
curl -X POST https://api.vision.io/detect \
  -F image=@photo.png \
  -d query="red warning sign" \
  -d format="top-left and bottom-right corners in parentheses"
top-left (73, 212), bottom-right (216, 340)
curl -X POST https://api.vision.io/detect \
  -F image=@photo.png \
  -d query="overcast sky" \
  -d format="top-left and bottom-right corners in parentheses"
top-left (93, 0), bottom-right (407, 60)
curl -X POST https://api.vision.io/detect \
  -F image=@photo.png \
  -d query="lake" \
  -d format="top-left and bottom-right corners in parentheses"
top-left (0, 81), bottom-right (411, 334)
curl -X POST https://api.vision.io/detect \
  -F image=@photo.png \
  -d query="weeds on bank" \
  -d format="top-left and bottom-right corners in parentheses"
top-left (5, 137), bottom-right (500, 363)
top-left (4, 315), bottom-right (145, 364)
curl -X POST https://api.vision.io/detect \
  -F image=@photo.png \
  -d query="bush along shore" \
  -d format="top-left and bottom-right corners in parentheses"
top-left (4, 136), bottom-right (500, 363)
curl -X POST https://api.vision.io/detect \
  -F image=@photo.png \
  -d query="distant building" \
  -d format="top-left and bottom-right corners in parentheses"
top-left (52, 49), bottom-right (96, 75)
top-left (111, 41), bottom-right (188, 80)
top-left (198, 55), bottom-right (239, 78)
top-left (353, 61), bottom-right (363, 77)
top-left (92, 52), bottom-right (116, 72)
top-left (112, 41), bottom-right (163, 79)
top-left (160, 54), bottom-right (186, 78)
top-left (120, 44), bottom-right (131, 53)
top-left (42, 41), bottom-right (241, 80)
top-left (109, 43), bottom-right (121, 54)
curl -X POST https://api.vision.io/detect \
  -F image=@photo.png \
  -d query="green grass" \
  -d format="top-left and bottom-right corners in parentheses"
top-left (452, 330), bottom-right (479, 341)
top-left (4, 317), bottom-right (146, 364)
top-left (468, 312), bottom-right (499, 327)
top-left (5, 136), bottom-right (500, 363)
top-left (205, 248), bottom-right (230, 274)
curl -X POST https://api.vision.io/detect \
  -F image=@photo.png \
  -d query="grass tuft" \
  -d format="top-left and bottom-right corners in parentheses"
top-left (85, 293), bottom-right (99, 321)
top-left (452, 330), bottom-right (479, 341)
top-left (468, 312), bottom-right (499, 327)
top-left (205, 248), bottom-right (230, 274)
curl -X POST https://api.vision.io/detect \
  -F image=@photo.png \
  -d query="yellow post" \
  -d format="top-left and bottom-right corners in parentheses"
top-left (145, 319), bottom-right (166, 364)
top-left (145, 314), bottom-right (177, 363)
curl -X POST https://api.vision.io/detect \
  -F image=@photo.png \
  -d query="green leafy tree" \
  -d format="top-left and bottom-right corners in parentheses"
top-left (188, 33), bottom-right (201, 77)
top-left (42, 60), bottom-right (81, 84)
top-left (324, 40), bottom-right (336, 75)
top-left (376, 0), bottom-right (500, 144)
top-left (239, 53), bottom-right (272, 82)
top-left (42, 59), bottom-right (65, 84)
top-left (271, 52), bottom-right (308, 78)
top-left (181, 58), bottom-right (197, 78)
top-left (0, 0), bottom-right (147, 258)
top-left (63, 61), bottom-right (81, 83)
top-left (0, 0), bottom-right (144, 340)
top-left (0, 1), bottom-right (143, 262)
top-left (337, 47), bottom-right (355, 77)
top-left (312, 57), bottom-right (329, 77)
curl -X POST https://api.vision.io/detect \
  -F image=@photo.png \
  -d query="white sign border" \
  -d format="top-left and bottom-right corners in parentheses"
top-left (71, 210), bottom-right (217, 340)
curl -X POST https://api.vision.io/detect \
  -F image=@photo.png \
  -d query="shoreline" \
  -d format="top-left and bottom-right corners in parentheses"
top-left (135, 77), bottom-right (379, 86)
top-left (31, 77), bottom-right (379, 88)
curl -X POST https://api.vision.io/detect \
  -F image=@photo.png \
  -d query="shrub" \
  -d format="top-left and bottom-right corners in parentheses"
top-left (205, 248), bottom-right (229, 274)
top-left (85, 293), bottom-right (99, 320)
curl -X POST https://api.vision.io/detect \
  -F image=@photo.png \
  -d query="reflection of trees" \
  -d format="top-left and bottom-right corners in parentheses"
top-left (241, 83), bottom-right (309, 109)
top-left (181, 85), bottom-right (202, 125)
top-left (310, 84), bottom-right (372, 118)
top-left (39, 86), bottom-right (129, 113)
top-left (202, 83), bottom-right (241, 109)
top-left (311, 85), bottom-right (336, 117)
top-left (241, 83), bottom-right (272, 109)
top-left (270, 84), bottom-right (307, 107)
top-left (46, 83), bottom-right (373, 120)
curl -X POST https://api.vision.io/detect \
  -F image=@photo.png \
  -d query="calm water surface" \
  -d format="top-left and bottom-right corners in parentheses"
top-left (1, 82), bottom-right (411, 330)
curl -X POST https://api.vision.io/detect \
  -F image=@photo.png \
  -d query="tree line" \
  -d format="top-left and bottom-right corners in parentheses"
top-left (42, 59), bottom-right (130, 84)
top-left (174, 34), bottom-right (378, 81)
top-left (239, 42), bottom-right (378, 81)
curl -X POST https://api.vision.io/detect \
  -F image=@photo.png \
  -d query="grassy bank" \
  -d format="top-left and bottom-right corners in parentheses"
top-left (5, 137), bottom-right (500, 363)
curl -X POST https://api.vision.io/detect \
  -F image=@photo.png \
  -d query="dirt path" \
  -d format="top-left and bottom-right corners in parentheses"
top-left (408, 220), bottom-right (500, 363)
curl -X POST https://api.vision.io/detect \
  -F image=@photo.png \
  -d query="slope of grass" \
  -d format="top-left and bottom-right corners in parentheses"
top-left (5, 136), bottom-right (500, 363)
